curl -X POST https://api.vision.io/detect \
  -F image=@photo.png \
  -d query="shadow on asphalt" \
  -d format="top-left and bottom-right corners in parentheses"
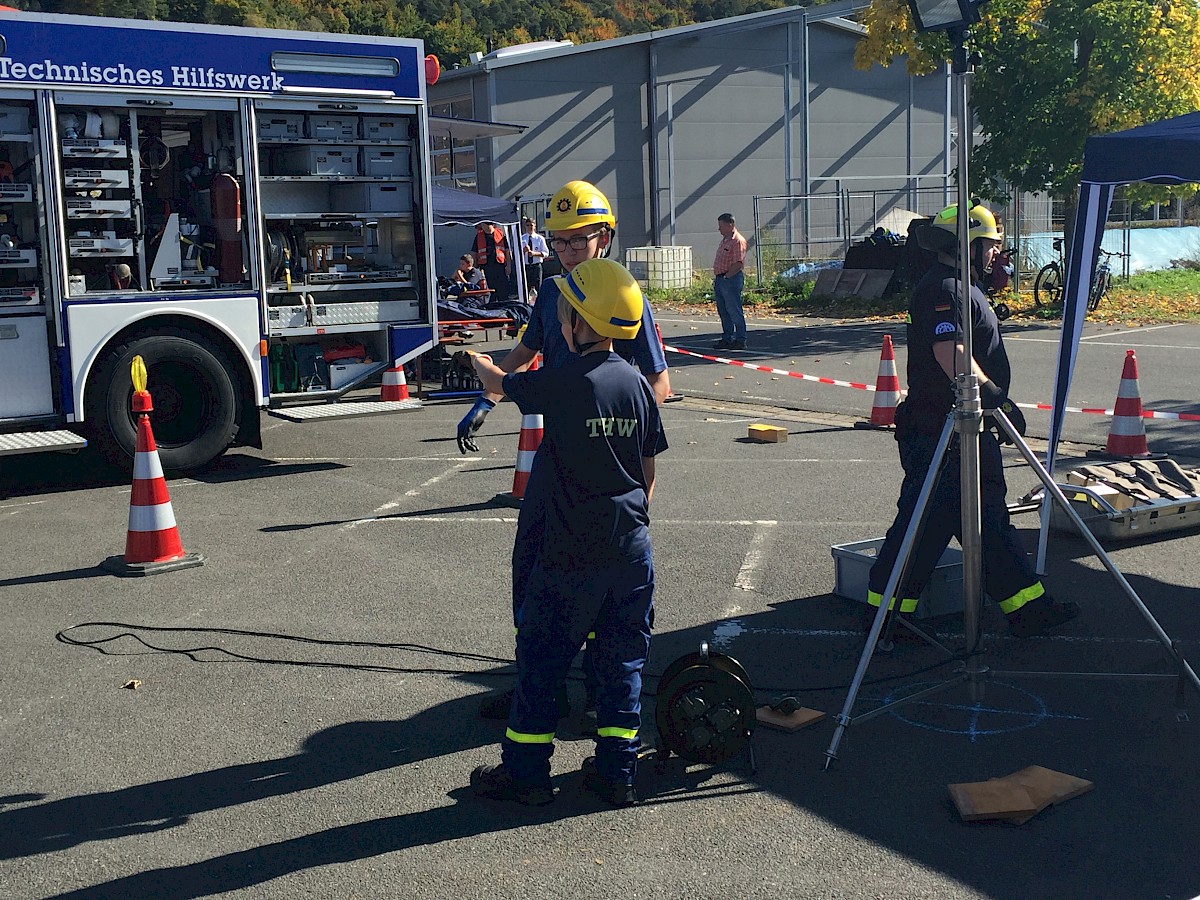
top-left (16, 537), bottom-right (1200, 899)
top-left (0, 451), bottom-right (345, 500)
top-left (666, 321), bottom-right (901, 362)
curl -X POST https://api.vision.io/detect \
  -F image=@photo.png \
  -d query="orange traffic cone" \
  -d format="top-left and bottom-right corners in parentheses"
top-left (381, 363), bottom-right (410, 401)
top-left (865, 335), bottom-right (900, 427)
top-left (494, 353), bottom-right (544, 506)
top-left (1089, 349), bottom-right (1165, 460)
top-left (102, 357), bottom-right (205, 576)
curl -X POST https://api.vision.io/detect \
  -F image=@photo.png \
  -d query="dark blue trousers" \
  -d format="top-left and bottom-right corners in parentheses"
top-left (503, 528), bottom-right (654, 785)
top-left (867, 424), bottom-right (1039, 611)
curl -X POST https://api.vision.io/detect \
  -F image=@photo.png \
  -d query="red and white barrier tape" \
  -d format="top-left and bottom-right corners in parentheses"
top-left (662, 343), bottom-right (1200, 422)
top-left (664, 344), bottom-right (875, 391)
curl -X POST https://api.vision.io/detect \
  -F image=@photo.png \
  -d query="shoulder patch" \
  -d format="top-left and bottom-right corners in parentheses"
top-left (934, 303), bottom-right (952, 311)
top-left (934, 321), bottom-right (956, 335)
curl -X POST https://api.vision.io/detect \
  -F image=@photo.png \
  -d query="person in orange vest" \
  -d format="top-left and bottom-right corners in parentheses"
top-left (471, 222), bottom-right (511, 302)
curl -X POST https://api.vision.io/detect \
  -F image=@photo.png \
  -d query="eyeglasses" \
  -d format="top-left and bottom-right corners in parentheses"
top-left (549, 231), bottom-right (603, 251)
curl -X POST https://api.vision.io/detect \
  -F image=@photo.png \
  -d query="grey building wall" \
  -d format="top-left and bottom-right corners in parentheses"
top-left (431, 3), bottom-right (952, 273)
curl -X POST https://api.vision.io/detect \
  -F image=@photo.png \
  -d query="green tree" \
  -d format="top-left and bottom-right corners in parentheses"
top-left (854, 0), bottom-right (1200, 201)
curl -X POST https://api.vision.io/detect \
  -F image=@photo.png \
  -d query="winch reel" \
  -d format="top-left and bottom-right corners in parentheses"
top-left (655, 642), bottom-right (755, 765)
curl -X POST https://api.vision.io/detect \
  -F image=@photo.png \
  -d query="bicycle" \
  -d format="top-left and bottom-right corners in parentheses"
top-left (1033, 237), bottom-right (1064, 309)
top-left (1087, 247), bottom-right (1127, 312)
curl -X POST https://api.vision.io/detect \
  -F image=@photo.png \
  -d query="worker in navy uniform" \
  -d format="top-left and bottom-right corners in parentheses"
top-left (467, 258), bottom-right (667, 806)
top-left (867, 203), bottom-right (1080, 638)
top-left (457, 180), bottom-right (671, 723)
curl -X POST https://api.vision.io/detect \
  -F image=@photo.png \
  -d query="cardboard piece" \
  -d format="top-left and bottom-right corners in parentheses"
top-left (996, 766), bottom-right (1094, 824)
top-left (1066, 471), bottom-right (1137, 510)
top-left (948, 781), bottom-right (1039, 822)
top-left (748, 424), bottom-right (788, 443)
top-left (755, 705), bottom-right (826, 732)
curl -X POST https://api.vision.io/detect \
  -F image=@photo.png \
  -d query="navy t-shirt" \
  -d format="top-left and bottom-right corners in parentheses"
top-left (905, 261), bottom-right (1010, 429)
top-left (503, 352), bottom-right (668, 551)
top-left (522, 275), bottom-right (669, 375)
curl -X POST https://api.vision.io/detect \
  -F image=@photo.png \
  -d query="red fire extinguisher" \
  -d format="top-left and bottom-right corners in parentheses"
top-left (211, 173), bottom-right (243, 284)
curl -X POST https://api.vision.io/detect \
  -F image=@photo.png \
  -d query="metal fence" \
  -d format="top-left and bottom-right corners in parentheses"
top-left (750, 182), bottom-right (1155, 287)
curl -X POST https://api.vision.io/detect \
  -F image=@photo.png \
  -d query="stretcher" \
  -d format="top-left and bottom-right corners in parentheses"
top-left (1041, 459), bottom-right (1200, 541)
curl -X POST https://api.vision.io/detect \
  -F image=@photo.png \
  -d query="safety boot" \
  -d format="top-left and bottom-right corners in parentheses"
top-left (580, 757), bottom-right (638, 807)
top-left (1007, 595), bottom-right (1081, 639)
top-left (470, 764), bottom-right (555, 806)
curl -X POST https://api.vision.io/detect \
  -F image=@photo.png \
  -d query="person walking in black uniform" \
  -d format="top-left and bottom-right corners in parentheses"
top-left (867, 203), bottom-right (1080, 638)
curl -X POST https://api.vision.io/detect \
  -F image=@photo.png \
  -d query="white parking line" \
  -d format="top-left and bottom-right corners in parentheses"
top-left (734, 522), bottom-right (776, 593)
top-left (1082, 323), bottom-right (1181, 339)
top-left (1006, 336), bottom-right (1193, 350)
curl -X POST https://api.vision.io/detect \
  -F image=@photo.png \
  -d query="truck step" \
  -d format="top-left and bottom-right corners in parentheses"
top-left (0, 430), bottom-right (89, 457)
top-left (266, 399), bottom-right (421, 422)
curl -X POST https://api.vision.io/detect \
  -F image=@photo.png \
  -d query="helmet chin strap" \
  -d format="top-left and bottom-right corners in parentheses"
top-left (568, 308), bottom-right (603, 355)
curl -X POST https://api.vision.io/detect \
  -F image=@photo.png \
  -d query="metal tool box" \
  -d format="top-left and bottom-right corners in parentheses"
top-left (831, 538), bottom-right (966, 619)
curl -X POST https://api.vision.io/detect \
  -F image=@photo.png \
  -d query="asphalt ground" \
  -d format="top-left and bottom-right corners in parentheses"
top-left (2, 311), bottom-right (1199, 900)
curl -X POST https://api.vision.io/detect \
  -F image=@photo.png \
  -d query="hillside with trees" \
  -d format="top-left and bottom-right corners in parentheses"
top-left (19, 0), bottom-right (797, 68)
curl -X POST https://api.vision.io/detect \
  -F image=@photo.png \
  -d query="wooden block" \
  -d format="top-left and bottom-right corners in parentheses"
top-left (756, 705), bottom-right (826, 732)
top-left (748, 424), bottom-right (788, 443)
top-left (997, 766), bottom-right (1094, 823)
top-left (948, 781), bottom-right (1039, 822)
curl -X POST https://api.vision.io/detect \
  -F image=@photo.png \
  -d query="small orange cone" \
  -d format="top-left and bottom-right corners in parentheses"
top-left (381, 363), bottom-right (410, 401)
top-left (102, 356), bottom-right (205, 576)
top-left (868, 335), bottom-right (900, 427)
top-left (494, 353), bottom-right (543, 506)
top-left (1089, 349), bottom-right (1165, 460)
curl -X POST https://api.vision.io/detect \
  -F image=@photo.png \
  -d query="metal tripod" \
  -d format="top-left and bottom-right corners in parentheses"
top-left (823, 407), bottom-right (1200, 767)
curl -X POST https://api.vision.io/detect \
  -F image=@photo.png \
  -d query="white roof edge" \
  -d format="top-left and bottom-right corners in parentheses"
top-left (438, 0), bottom-right (871, 79)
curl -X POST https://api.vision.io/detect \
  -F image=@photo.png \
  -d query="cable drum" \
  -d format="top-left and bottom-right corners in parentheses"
top-left (655, 642), bottom-right (755, 764)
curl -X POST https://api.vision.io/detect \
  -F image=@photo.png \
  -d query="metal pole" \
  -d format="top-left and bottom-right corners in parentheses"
top-left (825, 417), bottom-right (957, 766)
top-left (951, 34), bottom-right (987, 700)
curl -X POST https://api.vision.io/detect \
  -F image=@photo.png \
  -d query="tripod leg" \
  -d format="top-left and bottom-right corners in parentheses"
top-left (994, 409), bottom-right (1200, 698)
top-left (824, 416), bottom-right (956, 768)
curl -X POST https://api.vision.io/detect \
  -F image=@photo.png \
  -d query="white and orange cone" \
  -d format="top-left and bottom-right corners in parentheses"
top-left (494, 353), bottom-right (544, 506)
top-left (102, 356), bottom-right (205, 576)
top-left (509, 412), bottom-right (544, 500)
top-left (381, 363), bottom-right (410, 401)
top-left (867, 335), bottom-right (900, 427)
top-left (1090, 349), bottom-right (1165, 460)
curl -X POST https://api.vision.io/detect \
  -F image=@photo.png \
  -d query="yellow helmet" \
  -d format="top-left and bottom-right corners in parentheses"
top-left (544, 180), bottom-right (616, 232)
top-left (554, 258), bottom-right (643, 340)
top-left (932, 203), bottom-right (1004, 243)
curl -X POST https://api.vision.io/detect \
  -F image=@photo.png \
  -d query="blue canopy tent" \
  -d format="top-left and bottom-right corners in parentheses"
top-left (1050, 112), bottom-right (1200, 461)
top-left (429, 184), bottom-right (526, 301)
top-left (1040, 112), bottom-right (1200, 563)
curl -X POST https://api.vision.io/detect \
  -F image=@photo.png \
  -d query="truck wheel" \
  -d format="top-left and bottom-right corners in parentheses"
top-left (87, 329), bottom-right (239, 473)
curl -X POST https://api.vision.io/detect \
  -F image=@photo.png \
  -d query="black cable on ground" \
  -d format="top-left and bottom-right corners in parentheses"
top-left (57, 622), bottom-right (973, 699)
top-left (56, 622), bottom-right (517, 678)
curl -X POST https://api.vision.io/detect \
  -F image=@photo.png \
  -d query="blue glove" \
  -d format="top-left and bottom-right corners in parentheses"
top-left (457, 396), bottom-right (495, 453)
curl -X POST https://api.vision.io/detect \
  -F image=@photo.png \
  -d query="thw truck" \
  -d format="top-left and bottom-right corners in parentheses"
top-left (0, 10), bottom-right (439, 471)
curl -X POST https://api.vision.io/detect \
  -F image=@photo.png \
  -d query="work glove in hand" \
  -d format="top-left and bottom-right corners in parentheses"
top-left (991, 398), bottom-right (1026, 444)
top-left (981, 381), bottom-right (1026, 445)
top-left (456, 396), bottom-right (495, 454)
